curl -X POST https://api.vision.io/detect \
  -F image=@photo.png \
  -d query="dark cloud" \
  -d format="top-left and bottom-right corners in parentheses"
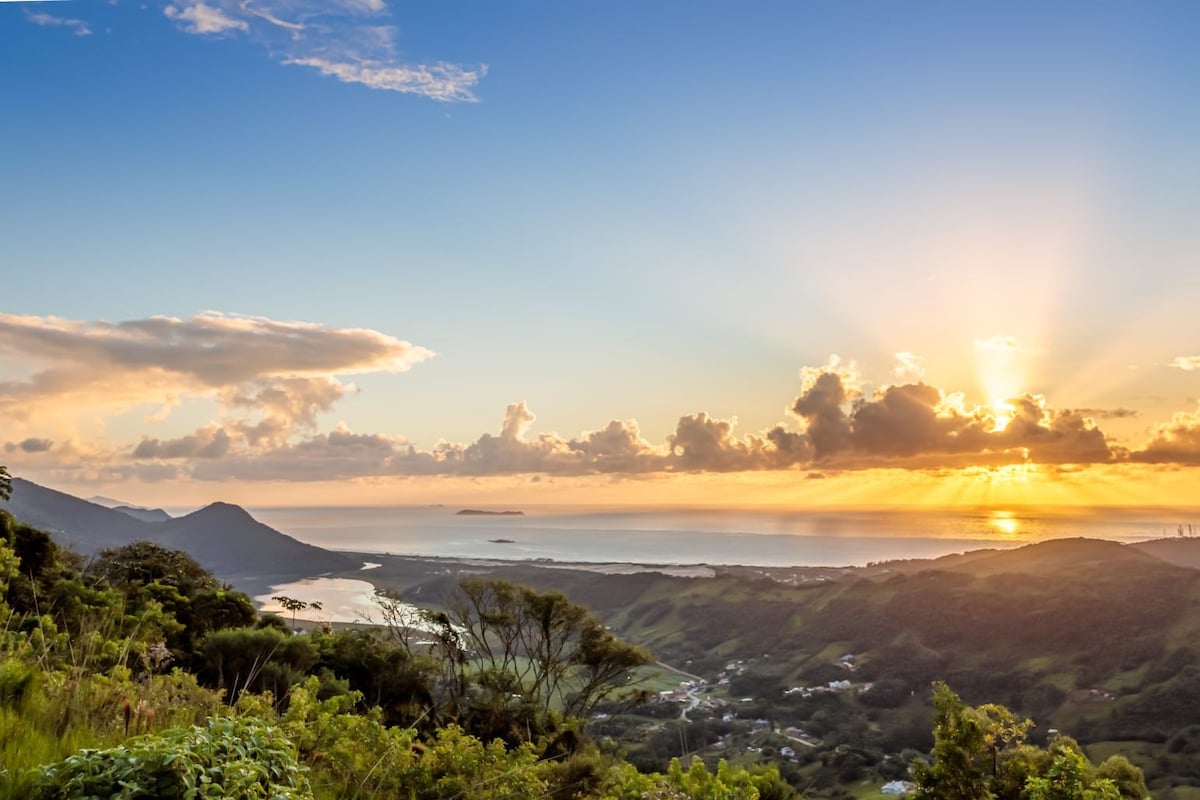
top-left (4, 437), bottom-right (54, 454)
top-left (1130, 410), bottom-right (1200, 465)
top-left (133, 427), bottom-right (233, 460)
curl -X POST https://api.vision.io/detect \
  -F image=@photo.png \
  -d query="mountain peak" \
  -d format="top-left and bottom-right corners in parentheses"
top-left (191, 501), bottom-right (254, 521)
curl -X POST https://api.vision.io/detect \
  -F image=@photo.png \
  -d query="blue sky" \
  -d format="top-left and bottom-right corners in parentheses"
top-left (3, 1), bottom-right (1200, 505)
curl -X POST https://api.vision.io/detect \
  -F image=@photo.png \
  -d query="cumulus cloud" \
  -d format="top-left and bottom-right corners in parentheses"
top-left (133, 426), bottom-right (233, 460)
top-left (0, 311), bottom-right (431, 444)
top-left (1170, 356), bottom-right (1200, 371)
top-left (161, 0), bottom-right (486, 101)
top-left (15, 332), bottom-right (1200, 483)
top-left (25, 11), bottom-right (92, 36)
top-left (1132, 408), bottom-right (1200, 465)
top-left (118, 353), bottom-right (1155, 482)
top-left (786, 374), bottom-right (1119, 469)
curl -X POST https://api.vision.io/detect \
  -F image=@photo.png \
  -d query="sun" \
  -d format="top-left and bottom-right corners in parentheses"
top-left (991, 398), bottom-right (1015, 432)
top-left (976, 335), bottom-right (1029, 432)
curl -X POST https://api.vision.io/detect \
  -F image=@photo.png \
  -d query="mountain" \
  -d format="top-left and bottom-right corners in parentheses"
top-left (1, 478), bottom-right (352, 583)
top-left (112, 505), bottom-right (173, 523)
top-left (5, 479), bottom-right (150, 552)
top-left (152, 502), bottom-right (351, 579)
top-left (86, 495), bottom-right (131, 508)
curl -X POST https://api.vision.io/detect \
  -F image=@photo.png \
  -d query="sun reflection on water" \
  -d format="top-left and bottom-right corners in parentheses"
top-left (990, 510), bottom-right (1020, 537)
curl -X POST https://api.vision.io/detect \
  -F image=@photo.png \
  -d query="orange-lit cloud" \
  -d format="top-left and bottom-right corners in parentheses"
top-left (4, 313), bottom-right (1200, 491)
top-left (0, 311), bottom-right (431, 426)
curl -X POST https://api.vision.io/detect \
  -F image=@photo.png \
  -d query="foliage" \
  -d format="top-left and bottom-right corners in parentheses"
top-left (0, 467), bottom-right (9, 503)
top-left (89, 542), bottom-right (219, 598)
top-left (308, 627), bottom-right (434, 726)
top-left (200, 627), bottom-right (318, 703)
top-left (444, 578), bottom-right (653, 735)
top-left (601, 756), bottom-right (790, 800)
top-left (279, 678), bottom-right (546, 800)
top-left (31, 715), bottom-right (310, 799)
top-left (272, 595), bottom-right (323, 627)
top-left (911, 683), bottom-right (1146, 800)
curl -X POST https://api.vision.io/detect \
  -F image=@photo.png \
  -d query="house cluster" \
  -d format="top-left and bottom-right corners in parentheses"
top-left (881, 779), bottom-right (916, 795)
top-left (783, 679), bottom-right (859, 697)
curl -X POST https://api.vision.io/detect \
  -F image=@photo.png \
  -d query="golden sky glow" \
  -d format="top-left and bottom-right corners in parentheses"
top-left (4, 4), bottom-right (1200, 509)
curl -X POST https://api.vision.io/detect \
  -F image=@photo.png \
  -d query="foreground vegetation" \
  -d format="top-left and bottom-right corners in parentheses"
top-left (0, 467), bottom-right (1157, 798)
top-left (0, 503), bottom-right (799, 799)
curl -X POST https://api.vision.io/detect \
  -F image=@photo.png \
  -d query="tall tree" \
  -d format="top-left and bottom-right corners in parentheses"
top-left (913, 683), bottom-right (1145, 800)
top-left (449, 578), bottom-right (652, 730)
top-left (0, 465), bottom-right (10, 502)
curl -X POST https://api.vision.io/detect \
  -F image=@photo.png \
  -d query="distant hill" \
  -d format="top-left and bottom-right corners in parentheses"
top-left (86, 495), bottom-right (130, 508)
top-left (456, 509), bottom-right (524, 516)
top-left (1131, 537), bottom-right (1200, 570)
top-left (112, 505), bottom-right (173, 523)
top-left (933, 537), bottom-right (1162, 577)
top-left (1, 478), bottom-right (352, 583)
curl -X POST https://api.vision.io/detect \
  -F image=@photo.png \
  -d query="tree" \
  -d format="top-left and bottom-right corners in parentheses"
top-left (271, 595), bottom-right (323, 627)
top-left (446, 577), bottom-right (652, 739)
top-left (0, 465), bottom-right (10, 502)
top-left (912, 683), bottom-right (1147, 800)
top-left (89, 541), bottom-right (218, 597)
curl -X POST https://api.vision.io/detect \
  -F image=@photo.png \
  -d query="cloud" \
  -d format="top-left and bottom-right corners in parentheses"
top-left (133, 426), bottom-right (233, 460)
top-left (0, 311), bottom-right (431, 432)
top-left (160, 0), bottom-right (485, 101)
top-left (220, 376), bottom-right (352, 445)
top-left (1072, 407), bottom-right (1139, 420)
top-left (1170, 356), bottom-right (1200, 371)
top-left (1131, 408), bottom-right (1200, 465)
top-left (164, 2), bottom-right (248, 34)
top-left (893, 351), bottom-right (926, 382)
top-left (4, 438), bottom-right (54, 454)
top-left (17, 333), bottom-right (1200, 483)
top-left (283, 58), bottom-right (486, 102)
top-left (25, 10), bottom-right (92, 36)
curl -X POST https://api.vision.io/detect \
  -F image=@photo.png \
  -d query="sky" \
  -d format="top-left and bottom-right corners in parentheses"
top-left (2, 0), bottom-right (1199, 508)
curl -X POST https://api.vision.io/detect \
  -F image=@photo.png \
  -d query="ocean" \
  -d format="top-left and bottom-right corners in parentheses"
top-left (246, 504), bottom-right (1199, 623)
top-left (243, 505), bottom-right (1199, 569)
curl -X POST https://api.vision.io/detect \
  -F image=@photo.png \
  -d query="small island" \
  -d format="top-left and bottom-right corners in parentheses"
top-left (488, 538), bottom-right (517, 544)
top-left (456, 509), bottom-right (525, 516)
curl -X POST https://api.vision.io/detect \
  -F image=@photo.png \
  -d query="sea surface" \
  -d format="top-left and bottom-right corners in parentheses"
top-left (245, 505), bottom-right (1200, 623)
top-left (242, 504), bottom-right (1200, 568)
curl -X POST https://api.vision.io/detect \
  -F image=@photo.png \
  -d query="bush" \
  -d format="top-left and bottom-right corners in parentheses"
top-left (32, 716), bottom-right (310, 800)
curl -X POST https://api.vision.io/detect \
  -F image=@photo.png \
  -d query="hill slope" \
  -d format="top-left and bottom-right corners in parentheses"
top-left (112, 505), bottom-right (173, 523)
top-left (1, 478), bottom-right (352, 582)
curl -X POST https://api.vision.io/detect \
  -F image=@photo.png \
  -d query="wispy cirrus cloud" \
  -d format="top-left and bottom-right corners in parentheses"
top-left (164, 2), bottom-right (247, 34)
top-left (160, 0), bottom-right (486, 101)
top-left (25, 9), bottom-right (91, 36)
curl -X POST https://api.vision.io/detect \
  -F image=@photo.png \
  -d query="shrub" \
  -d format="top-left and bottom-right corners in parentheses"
top-left (31, 716), bottom-right (310, 799)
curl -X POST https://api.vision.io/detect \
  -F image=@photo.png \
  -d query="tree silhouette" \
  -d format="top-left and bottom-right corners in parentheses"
top-left (271, 595), bottom-right (323, 627)
top-left (0, 465), bottom-right (10, 502)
